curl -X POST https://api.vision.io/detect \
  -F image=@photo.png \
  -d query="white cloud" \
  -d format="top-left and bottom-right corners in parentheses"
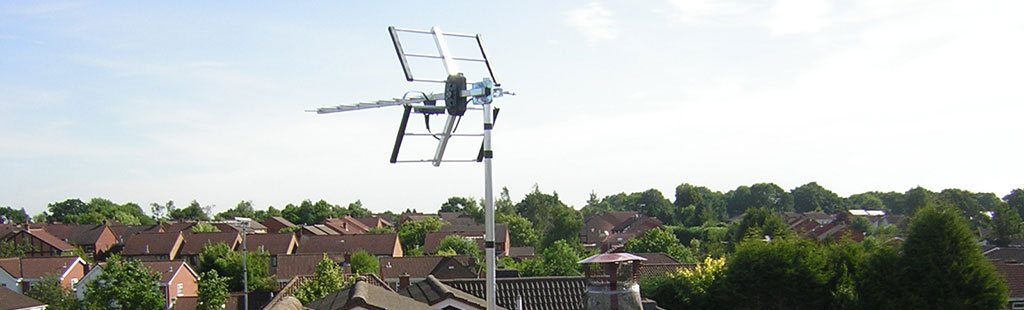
top-left (668, 0), bottom-right (756, 23)
top-left (767, 0), bottom-right (832, 35)
top-left (565, 2), bottom-right (618, 44)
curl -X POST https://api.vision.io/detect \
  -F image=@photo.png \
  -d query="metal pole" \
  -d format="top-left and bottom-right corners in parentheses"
top-left (483, 101), bottom-right (496, 310)
top-left (242, 221), bottom-right (249, 310)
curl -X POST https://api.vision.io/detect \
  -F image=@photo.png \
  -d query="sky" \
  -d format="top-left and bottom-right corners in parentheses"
top-left (2, 0), bottom-right (1022, 217)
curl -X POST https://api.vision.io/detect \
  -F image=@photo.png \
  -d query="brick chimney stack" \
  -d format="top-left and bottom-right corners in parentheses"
top-left (398, 273), bottom-right (410, 289)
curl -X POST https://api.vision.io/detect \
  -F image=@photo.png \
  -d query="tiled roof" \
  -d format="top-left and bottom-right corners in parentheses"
top-left (639, 263), bottom-right (695, 281)
top-left (170, 296), bottom-right (199, 310)
top-left (162, 222), bottom-right (198, 233)
top-left (18, 229), bottom-right (75, 251)
top-left (273, 253), bottom-right (350, 281)
top-left (993, 260), bottom-right (1024, 299)
top-left (379, 256), bottom-right (475, 280)
top-left (984, 247), bottom-right (1024, 262)
top-left (122, 231), bottom-right (183, 257)
top-left (613, 217), bottom-right (662, 234)
top-left (296, 234), bottom-right (401, 256)
top-left (245, 233), bottom-right (297, 255)
top-left (440, 224), bottom-right (508, 237)
top-left (634, 253), bottom-right (680, 264)
top-left (262, 216), bottom-right (297, 231)
top-left (29, 224), bottom-right (108, 246)
top-left (179, 231), bottom-right (241, 256)
top-left (400, 213), bottom-right (438, 225)
top-left (510, 247), bottom-right (535, 257)
top-left (308, 277), bottom-right (436, 310)
top-left (441, 276), bottom-right (587, 310)
top-left (354, 216), bottom-right (393, 229)
top-left (0, 286), bottom-right (46, 309)
top-left (398, 275), bottom-right (500, 310)
top-left (140, 260), bottom-right (195, 284)
top-left (302, 225), bottom-right (340, 236)
top-left (0, 256), bottom-right (83, 279)
top-left (323, 217), bottom-right (372, 235)
top-left (108, 224), bottom-right (162, 243)
top-left (439, 212), bottom-right (478, 226)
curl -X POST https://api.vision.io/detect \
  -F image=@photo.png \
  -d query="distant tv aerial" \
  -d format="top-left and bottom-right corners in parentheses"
top-left (308, 26), bottom-right (512, 310)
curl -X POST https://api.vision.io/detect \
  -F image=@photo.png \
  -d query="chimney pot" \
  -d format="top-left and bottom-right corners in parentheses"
top-left (399, 273), bottom-right (410, 289)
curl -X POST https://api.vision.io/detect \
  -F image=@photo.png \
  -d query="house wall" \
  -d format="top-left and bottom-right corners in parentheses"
top-left (0, 269), bottom-right (21, 293)
top-left (94, 228), bottom-right (118, 256)
top-left (76, 266), bottom-right (104, 300)
top-left (171, 266), bottom-right (199, 298)
top-left (60, 262), bottom-right (87, 290)
top-left (5, 232), bottom-right (65, 257)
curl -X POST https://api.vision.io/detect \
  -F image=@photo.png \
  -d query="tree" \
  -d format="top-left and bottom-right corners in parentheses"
top-left (215, 200), bottom-right (255, 220)
top-left (47, 198), bottom-right (90, 223)
top-left (85, 255), bottom-right (164, 310)
top-left (294, 254), bottom-right (350, 304)
top-left (191, 222), bottom-right (221, 233)
top-left (25, 274), bottom-right (80, 310)
top-left (541, 240), bottom-right (581, 276)
top-left (730, 208), bottom-right (788, 244)
top-left (438, 235), bottom-right (482, 261)
top-left (350, 250), bottom-right (380, 275)
top-left (847, 193), bottom-right (885, 211)
top-left (0, 206), bottom-right (29, 224)
top-left (899, 204), bottom-right (1007, 309)
top-left (367, 227), bottom-right (395, 234)
top-left (345, 200), bottom-right (372, 218)
top-left (992, 202), bottom-right (1023, 247)
top-left (623, 227), bottom-right (696, 263)
top-left (791, 182), bottom-right (844, 213)
top-left (197, 270), bottom-right (230, 310)
top-left (0, 240), bottom-right (26, 258)
top-left (253, 206), bottom-right (282, 222)
top-left (281, 199), bottom-right (333, 225)
top-left (169, 200), bottom-right (211, 221)
top-left (725, 238), bottom-right (829, 309)
top-left (1005, 189), bottom-right (1024, 220)
top-left (641, 256), bottom-right (728, 310)
top-left (674, 183), bottom-right (727, 226)
top-left (198, 243), bottom-right (276, 292)
top-left (440, 197), bottom-right (483, 223)
top-left (902, 186), bottom-right (934, 216)
top-left (497, 212), bottom-right (540, 247)
top-left (398, 217), bottom-right (447, 251)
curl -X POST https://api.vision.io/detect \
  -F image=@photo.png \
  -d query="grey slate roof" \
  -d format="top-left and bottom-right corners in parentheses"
top-left (0, 286), bottom-right (45, 310)
top-left (398, 275), bottom-right (502, 310)
top-left (441, 276), bottom-right (587, 310)
top-left (307, 278), bottom-right (435, 310)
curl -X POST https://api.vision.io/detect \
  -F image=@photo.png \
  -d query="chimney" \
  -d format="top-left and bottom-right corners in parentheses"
top-left (145, 244), bottom-right (150, 254)
top-left (398, 273), bottom-right (410, 289)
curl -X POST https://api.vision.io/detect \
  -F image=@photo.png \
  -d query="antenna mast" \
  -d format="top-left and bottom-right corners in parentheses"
top-left (310, 26), bottom-right (511, 310)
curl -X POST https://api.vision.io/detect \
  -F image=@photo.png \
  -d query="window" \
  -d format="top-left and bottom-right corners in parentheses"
top-left (71, 278), bottom-right (78, 292)
top-left (1012, 302), bottom-right (1024, 310)
top-left (177, 283), bottom-right (183, 297)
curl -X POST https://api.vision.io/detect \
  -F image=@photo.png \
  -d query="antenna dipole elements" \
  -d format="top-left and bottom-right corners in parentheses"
top-left (387, 26), bottom-right (500, 85)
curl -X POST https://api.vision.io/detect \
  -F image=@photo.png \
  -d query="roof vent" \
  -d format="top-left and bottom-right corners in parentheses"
top-left (168, 266), bottom-right (173, 273)
top-left (145, 244), bottom-right (150, 254)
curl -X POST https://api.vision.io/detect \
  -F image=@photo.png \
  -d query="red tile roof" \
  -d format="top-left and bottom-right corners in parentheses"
top-left (379, 256), bottom-right (475, 280)
top-left (245, 233), bottom-right (297, 255)
top-left (0, 256), bottom-right (84, 279)
top-left (122, 231), bottom-right (183, 257)
top-left (296, 234), bottom-right (402, 256)
top-left (18, 229), bottom-right (75, 251)
top-left (993, 260), bottom-right (1024, 299)
top-left (140, 260), bottom-right (196, 284)
top-left (322, 217), bottom-right (372, 235)
top-left (179, 231), bottom-right (241, 256)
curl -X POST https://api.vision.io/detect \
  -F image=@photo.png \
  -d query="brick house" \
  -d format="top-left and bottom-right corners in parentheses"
top-left (296, 234), bottom-right (403, 257)
top-left (1, 229), bottom-right (74, 257)
top-left (122, 231), bottom-right (185, 261)
top-left (0, 256), bottom-right (87, 294)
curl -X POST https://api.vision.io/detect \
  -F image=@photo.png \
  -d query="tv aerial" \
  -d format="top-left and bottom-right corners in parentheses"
top-left (309, 26), bottom-right (511, 310)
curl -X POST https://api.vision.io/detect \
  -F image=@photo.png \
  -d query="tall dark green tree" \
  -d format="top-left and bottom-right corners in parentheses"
top-left (791, 182), bottom-right (844, 213)
top-left (169, 200), bottom-right (211, 221)
top-left (1005, 189), bottom-right (1024, 220)
top-left (439, 197), bottom-right (483, 223)
top-left (674, 183), bottom-right (727, 226)
top-left (902, 187), bottom-right (934, 216)
top-left (725, 238), bottom-right (829, 309)
top-left (398, 217), bottom-right (447, 251)
top-left (991, 203), bottom-right (1022, 247)
top-left (899, 205), bottom-right (1007, 309)
top-left (0, 206), bottom-right (29, 224)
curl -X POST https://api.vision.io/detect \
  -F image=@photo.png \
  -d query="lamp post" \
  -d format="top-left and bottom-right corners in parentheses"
top-left (234, 217), bottom-right (251, 310)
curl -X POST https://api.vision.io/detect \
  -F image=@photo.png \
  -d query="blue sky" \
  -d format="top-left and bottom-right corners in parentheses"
top-left (2, 1), bottom-right (1022, 216)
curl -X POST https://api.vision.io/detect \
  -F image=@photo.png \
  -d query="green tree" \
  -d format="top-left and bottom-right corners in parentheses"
top-left (191, 222), bottom-right (221, 233)
top-left (345, 200), bottom-right (372, 218)
top-left (281, 199), bottom-right (333, 225)
top-left (623, 227), bottom-right (696, 263)
top-left (730, 208), bottom-right (788, 244)
top-left (350, 250), bottom-right (379, 275)
top-left (440, 197), bottom-right (483, 223)
top-left (398, 217), bottom-right (447, 251)
top-left (855, 246), bottom-right (904, 310)
top-left (294, 254), bottom-right (350, 304)
top-left (792, 182), bottom-right (845, 213)
top-left (540, 239), bottom-right (581, 276)
top-left (0, 206), bottom-right (29, 224)
top-left (25, 274), bottom-right (80, 310)
top-left (992, 202), bottom-right (1023, 247)
top-left (0, 240), bottom-right (27, 258)
top-left (497, 212), bottom-right (540, 247)
top-left (85, 255), bottom-right (164, 310)
top-left (438, 235), bottom-right (482, 261)
top-left (674, 183), bottom-right (727, 226)
top-left (902, 186), bottom-right (934, 216)
top-left (198, 243), bottom-right (276, 292)
top-left (253, 206), bottom-right (282, 222)
top-left (367, 227), bottom-right (395, 234)
top-left (725, 238), bottom-right (828, 309)
top-left (215, 200), bottom-right (255, 220)
top-left (641, 257), bottom-right (728, 310)
top-left (197, 270), bottom-right (230, 310)
top-left (847, 193), bottom-right (885, 211)
top-left (169, 200), bottom-right (211, 221)
top-left (47, 198), bottom-right (90, 223)
top-left (1005, 189), bottom-right (1024, 220)
top-left (899, 205), bottom-right (1007, 309)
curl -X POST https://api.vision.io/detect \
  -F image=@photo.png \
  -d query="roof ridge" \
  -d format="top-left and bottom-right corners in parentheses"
top-left (349, 278), bottom-right (369, 304)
